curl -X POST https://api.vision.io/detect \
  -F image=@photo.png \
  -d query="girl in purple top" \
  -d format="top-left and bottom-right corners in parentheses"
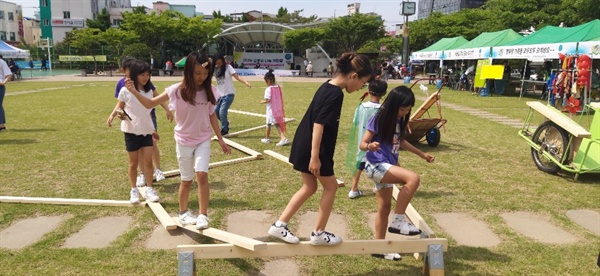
top-left (124, 52), bottom-right (231, 230)
top-left (360, 86), bottom-right (435, 259)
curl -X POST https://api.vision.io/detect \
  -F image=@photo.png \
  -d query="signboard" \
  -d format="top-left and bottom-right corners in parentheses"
top-left (480, 65), bottom-right (504, 80)
top-left (474, 59), bottom-right (491, 88)
top-left (51, 18), bottom-right (85, 27)
top-left (235, 68), bottom-right (299, 77)
top-left (444, 47), bottom-right (491, 60)
top-left (234, 52), bottom-right (293, 70)
top-left (411, 51), bottom-right (443, 61)
top-left (491, 43), bottom-right (577, 60)
top-left (59, 55), bottom-right (107, 62)
top-left (577, 41), bottom-right (600, 59)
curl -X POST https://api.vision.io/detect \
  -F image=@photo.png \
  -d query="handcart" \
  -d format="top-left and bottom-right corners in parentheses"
top-left (518, 101), bottom-right (600, 180)
top-left (405, 78), bottom-right (448, 147)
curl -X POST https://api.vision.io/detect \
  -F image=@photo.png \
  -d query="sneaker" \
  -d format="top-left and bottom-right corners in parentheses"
top-left (178, 210), bottom-right (197, 225)
top-left (268, 224), bottom-right (300, 244)
top-left (310, 231), bottom-right (342, 246)
top-left (0, 127), bottom-right (6, 132)
top-left (145, 187), bottom-right (160, 202)
top-left (136, 173), bottom-right (146, 187)
top-left (348, 189), bottom-right (363, 199)
top-left (260, 138), bottom-right (271, 144)
top-left (154, 169), bottom-right (165, 182)
top-left (130, 188), bottom-right (140, 204)
top-left (388, 218), bottom-right (422, 236)
top-left (371, 253), bottom-right (402, 261)
top-left (195, 214), bottom-right (210, 230)
top-left (220, 128), bottom-right (229, 136)
top-left (276, 139), bottom-right (290, 146)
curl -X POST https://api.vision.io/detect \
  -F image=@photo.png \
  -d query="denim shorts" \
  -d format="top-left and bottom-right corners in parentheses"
top-left (364, 162), bottom-right (394, 190)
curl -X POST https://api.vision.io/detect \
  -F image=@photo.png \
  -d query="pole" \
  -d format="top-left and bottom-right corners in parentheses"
top-left (47, 38), bottom-right (52, 72)
top-left (402, 15), bottom-right (409, 66)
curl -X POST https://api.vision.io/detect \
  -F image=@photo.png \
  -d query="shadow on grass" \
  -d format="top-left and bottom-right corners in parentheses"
top-left (8, 128), bottom-right (57, 132)
top-left (411, 141), bottom-right (467, 153)
top-left (210, 197), bottom-right (250, 209)
top-left (0, 139), bottom-right (38, 145)
top-left (417, 190), bottom-right (454, 199)
top-left (445, 245), bottom-right (511, 274)
top-left (551, 171), bottom-right (600, 185)
top-left (346, 266), bottom-right (423, 276)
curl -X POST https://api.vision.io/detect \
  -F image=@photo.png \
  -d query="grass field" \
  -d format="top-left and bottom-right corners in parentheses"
top-left (1, 78), bottom-right (599, 275)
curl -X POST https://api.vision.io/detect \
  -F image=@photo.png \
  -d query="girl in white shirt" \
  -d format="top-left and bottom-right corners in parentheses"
top-left (213, 55), bottom-right (252, 135)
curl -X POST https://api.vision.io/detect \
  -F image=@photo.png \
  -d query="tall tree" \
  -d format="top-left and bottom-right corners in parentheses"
top-left (323, 13), bottom-right (385, 53)
top-left (67, 28), bottom-right (105, 73)
top-left (282, 28), bottom-right (325, 57)
top-left (277, 7), bottom-right (288, 18)
top-left (86, 8), bottom-right (111, 31)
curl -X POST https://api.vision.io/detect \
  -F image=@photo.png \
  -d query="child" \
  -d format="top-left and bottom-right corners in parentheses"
top-left (213, 55), bottom-right (252, 135)
top-left (360, 86), bottom-right (435, 260)
top-left (268, 53), bottom-right (373, 246)
top-left (107, 59), bottom-right (160, 204)
top-left (260, 69), bottom-right (290, 146)
top-left (124, 52), bottom-right (231, 230)
top-left (115, 56), bottom-right (173, 186)
top-left (346, 79), bottom-right (388, 199)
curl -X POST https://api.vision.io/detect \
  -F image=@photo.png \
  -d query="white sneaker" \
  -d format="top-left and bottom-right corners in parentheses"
top-left (154, 169), bottom-right (165, 182)
top-left (178, 210), bottom-right (197, 225)
top-left (260, 138), bottom-right (271, 144)
top-left (144, 187), bottom-right (160, 202)
top-left (310, 231), bottom-right (342, 246)
top-left (268, 224), bottom-right (300, 244)
top-left (371, 253), bottom-right (402, 261)
top-left (276, 139), bottom-right (290, 146)
top-left (195, 214), bottom-right (210, 230)
top-left (136, 173), bottom-right (146, 187)
top-left (130, 188), bottom-right (140, 204)
top-left (388, 218), bottom-right (422, 236)
top-left (348, 189), bottom-right (363, 199)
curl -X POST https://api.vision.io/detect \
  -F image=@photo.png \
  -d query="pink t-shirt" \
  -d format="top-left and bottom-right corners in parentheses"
top-left (167, 83), bottom-right (219, 147)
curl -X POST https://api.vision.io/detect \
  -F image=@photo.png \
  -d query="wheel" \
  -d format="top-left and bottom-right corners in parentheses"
top-left (425, 127), bottom-right (441, 147)
top-left (530, 121), bottom-right (570, 174)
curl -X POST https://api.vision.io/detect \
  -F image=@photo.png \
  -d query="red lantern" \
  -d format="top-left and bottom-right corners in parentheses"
top-left (579, 60), bottom-right (590, 70)
top-left (579, 54), bottom-right (591, 63)
top-left (559, 53), bottom-right (566, 61)
top-left (578, 75), bottom-right (588, 85)
top-left (579, 68), bottom-right (589, 78)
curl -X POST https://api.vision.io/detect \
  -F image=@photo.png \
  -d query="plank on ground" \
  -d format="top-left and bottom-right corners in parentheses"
top-left (0, 196), bottom-right (146, 207)
top-left (162, 156), bottom-right (260, 178)
top-left (138, 187), bottom-right (178, 230)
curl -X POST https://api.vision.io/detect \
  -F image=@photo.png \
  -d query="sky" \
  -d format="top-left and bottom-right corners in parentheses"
top-left (19, 0), bottom-right (419, 30)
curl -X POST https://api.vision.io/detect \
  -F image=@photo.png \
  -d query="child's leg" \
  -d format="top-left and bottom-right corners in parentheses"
top-left (179, 180), bottom-right (193, 212)
top-left (196, 171), bottom-right (209, 215)
top-left (380, 166), bottom-right (420, 214)
top-left (152, 140), bottom-right (160, 171)
top-left (265, 124), bottom-right (271, 139)
top-left (314, 175), bottom-right (338, 232)
top-left (137, 150), bottom-right (144, 176)
top-left (374, 187), bottom-right (393, 239)
top-left (278, 172), bottom-right (318, 223)
top-left (141, 146), bottom-right (154, 187)
top-left (127, 150), bottom-right (140, 188)
top-left (350, 169), bottom-right (362, 192)
top-left (275, 124), bottom-right (287, 141)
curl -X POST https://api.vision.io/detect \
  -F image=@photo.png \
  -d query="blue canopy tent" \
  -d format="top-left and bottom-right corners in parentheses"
top-left (0, 40), bottom-right (29, 59)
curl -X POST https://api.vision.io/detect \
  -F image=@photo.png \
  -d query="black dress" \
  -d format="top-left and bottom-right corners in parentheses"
top-left (289, 81), bottom-right (344, 177)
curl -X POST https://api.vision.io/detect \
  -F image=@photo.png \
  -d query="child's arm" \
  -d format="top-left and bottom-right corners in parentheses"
top-left (359, 130), bottom-right (379, 151)
top-left (309, 123), bottom-right (325, 176)
top-left (153, 89), bottom-right (173, 122)
top-left (210, 112), bottom-right (231, 154)
top-left (232, 73), bottom-right (252, 88)
top-left (260, 98), bottom-right (270, 104)
top-left (399, 140), bottom-right (435, 163)
top-left (125, 78), bottom-right (168, 108)
top-left (106, 101), bottom-right (125, 127)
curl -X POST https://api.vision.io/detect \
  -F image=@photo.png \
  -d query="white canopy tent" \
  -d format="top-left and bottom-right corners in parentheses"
top-left (0, 40), bottom-right (30, 59)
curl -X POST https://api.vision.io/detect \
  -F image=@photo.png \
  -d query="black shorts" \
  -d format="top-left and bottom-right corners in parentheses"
top-left (357, 161), bottom-right (366, 170)
top-left (124, 133), bottom-right (153, 152)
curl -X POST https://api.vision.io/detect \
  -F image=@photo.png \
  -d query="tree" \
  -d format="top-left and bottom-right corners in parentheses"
top-left (67, 28), bottom-right (105, 73)
top-left (277, 7), bottom-right (288, 18)
top-left (323, 13), bottom-right (385, 53)
top-left (85, 8), bottom-right (111, 31)
top-left (132, 6), bottom-right (147, 14)
top-left (282, 28), bottom-right (325, 58)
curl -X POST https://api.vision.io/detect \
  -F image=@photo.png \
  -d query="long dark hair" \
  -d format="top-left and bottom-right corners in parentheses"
top-left (374, 86), bottom-right (415, 143)
top-left (213, 55), bottom-right (227, 79)
top-left (128, 59), bottom-right (152, 93)
top-left (335, 52), bottom-right (373, 78)
top-left (181, 51), bottom-right (215, 105)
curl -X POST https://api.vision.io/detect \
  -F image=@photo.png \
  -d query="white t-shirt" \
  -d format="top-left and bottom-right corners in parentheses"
top-left (117, 87), bottom-right (154, 135)
top-left (215, 64), bottom-right (237, 96)
top-left (264, 85), bottom-right (280, 124)
top-left (0, 59), bottom-right (12, 80)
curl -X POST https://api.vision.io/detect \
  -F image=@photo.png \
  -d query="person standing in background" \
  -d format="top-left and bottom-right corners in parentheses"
top-left (0, 55), bottom-right (12, 131)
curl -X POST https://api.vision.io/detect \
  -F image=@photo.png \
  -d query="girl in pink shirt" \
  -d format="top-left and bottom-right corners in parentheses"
top-left (125, 52), bottom-right (231, 230)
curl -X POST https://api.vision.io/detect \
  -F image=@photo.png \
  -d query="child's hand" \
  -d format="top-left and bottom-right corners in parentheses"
top-left (422, 153), bottom-right (435, 163)
top-left (125, 78), bottom-right (135, 92)
top-left (152, 132), bottom-right (160, 141)
top-left (165, 110), bottom-right (174, 122)
top-left (106, 115), bottom-right (114, 127)
top-left (218, 139), bottom-right (231, 154)
top-left (309, 157), bottom-right (321, 176)
top-left (367, 142), bottom-right (380, 151)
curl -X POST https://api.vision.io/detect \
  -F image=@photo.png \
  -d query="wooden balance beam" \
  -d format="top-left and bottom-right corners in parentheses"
top-left (0, 196), bottom-right (146, 207)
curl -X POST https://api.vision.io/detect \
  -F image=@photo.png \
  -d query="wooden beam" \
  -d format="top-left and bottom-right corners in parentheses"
top-left (138, 187), bottom-right (178, 230)
top-left (223, 118), bottom-right (296, 138)
top-left (171, 216), bottom-right (267, 251)
top-left (526, 101), bottom-right (591, 138)
top-left (263, 150), bottom-right (345, 186)
top-left (162, 156), bottom-right (260, 178)
top-left (0, 196), bottom-right (146, 207)
top-left (392, 185), bottom-right (436, 238)
top-left (177, 238), bottom-right (447, 259)
top-left (222, 138), bottom-right (263, 158)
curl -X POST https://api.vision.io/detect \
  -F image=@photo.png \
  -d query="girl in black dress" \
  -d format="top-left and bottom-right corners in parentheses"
top-left (268, 53), bottom-right (373, 246)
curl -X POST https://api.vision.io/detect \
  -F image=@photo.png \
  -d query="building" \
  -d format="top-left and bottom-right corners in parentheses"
top-left (152, 1), bottom-right (196, 17)
top-left (347, 3), bottom-right (361, 16)
top-left (39, 0), bottom-right (133, 44)
top-left (418, 0), bottom-right (486, 19)
top-left (22, 17), bottom-right (41, 46)
top-left (0, 0), bottom-right (23, 45)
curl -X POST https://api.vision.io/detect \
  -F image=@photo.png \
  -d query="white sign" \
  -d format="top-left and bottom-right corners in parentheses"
top-left (443, 47), bottom-right (491, 60)
top-left (236, 53), bottom-right (293, 70)
top-left (235, 69), bottom-right (299, 77)
top-left (577, 41), bottom-right (600, 59)
top-left (491, 43), bottom-right (577, 60)
top-left (51, 18), bottom-right (85, 27)
top-left (411, 51), bottom-right (442, 61)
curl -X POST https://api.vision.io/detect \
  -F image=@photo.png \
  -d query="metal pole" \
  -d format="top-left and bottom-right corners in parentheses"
top-left (402, 15), bottom-right (409, 66)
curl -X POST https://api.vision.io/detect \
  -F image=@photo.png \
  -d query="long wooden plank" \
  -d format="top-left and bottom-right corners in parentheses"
top-left (411, 91), bottom-right (440, 120)
top-left (223, 118), bottom-right (296, 138)
top-left (0, 196), bottom-right (146, 207)
top-left (171, 216), bottom-right (267, 251)
top-left (263, 150), bottom-right (345, 186)
top-left (162, 156), bottom-right (260, 178)
top-left (526, 101), bottom-right (591, 138)
top-left (138, 187), bottom-right (178, 230)
top-left (177, 239), bottom-right (448, 259)
top-left (222, 138), bottom-right (263, 158)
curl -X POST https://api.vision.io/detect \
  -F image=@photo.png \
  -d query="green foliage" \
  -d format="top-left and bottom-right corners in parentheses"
top-left (359, 36), bottom-right (402, 59)
top-left (323, 13), bottom-right (385, 53)
top-left (277, 7), bottom-right (288, 18)
top-left (131, 6), bottom-right (147, 14)
top-left (85, 8), bottom-right (111, 31)
top-left (282, 28), bottom-right (325, 57)
top-left (123, 42), bottom-right (153, 62)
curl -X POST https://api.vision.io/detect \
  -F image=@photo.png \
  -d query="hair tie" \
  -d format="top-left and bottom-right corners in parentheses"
top-left (201, 61), bottom-right (209, 68)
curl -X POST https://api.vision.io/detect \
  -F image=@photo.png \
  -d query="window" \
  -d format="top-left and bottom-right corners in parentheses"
top-left (9, 32), bottom-right (15, 41)
top-left (0, 32), bottom-right (6, 40)
top-left (41, 0), bottom-right (48, 7)
top-left (63, 11), bottom-right (70, 19)
top-left (43, 19), bottom-right (49, 26)
top-left (112, 19), bottom-right (123, 26)
top-left (8, 12), bottom-right (13, 21)
top-left (0, 11), bottom-right (4, 19)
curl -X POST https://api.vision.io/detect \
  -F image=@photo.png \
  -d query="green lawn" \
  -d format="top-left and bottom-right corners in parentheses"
top-left (1, 79), bottom-right (598, 275)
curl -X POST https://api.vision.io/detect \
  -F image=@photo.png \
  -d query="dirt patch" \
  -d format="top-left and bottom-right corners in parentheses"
top-left (501, 212), bottom-right (578, 244)
top-left (0, 215), bottom-right (70, 249)
top-left (433, 213), bottom-right (501, 247)
top-left (62, 216), bottom-right (132, 248)
top-left (565, 209), bottom-right (600, 236)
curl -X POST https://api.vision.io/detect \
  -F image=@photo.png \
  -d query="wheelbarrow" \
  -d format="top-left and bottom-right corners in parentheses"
top-left (405, 78), bottom-right (448, 147)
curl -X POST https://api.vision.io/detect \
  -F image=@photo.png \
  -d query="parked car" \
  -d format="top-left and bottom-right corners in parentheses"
top-left (510, 69), bottom-right (522, 79)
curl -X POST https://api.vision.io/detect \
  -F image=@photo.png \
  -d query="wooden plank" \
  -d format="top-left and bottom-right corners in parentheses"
top-left (162, 156), bottom-right (261, 178)
top-left (411, 91), bottom-right (440, 120)
top-left (171, 216), bottom-right (267, 251)
top-left (138, 187), bottom-right (178, 230)
top-left (177, 239), bottom-right (447, 259)
top-left (0, 196), bottom-right (146, 207)
top-left (526, 101), bottom-right (591, 138)
top-left (223, 118), bottom-right (296, 138)
top-left (222, 138), bottom-right (263, 158)
top-left (263, 150), bottom-right (345, 186)
top-left (590, 102), bottom-right (600, 110)
top-left (392, 185), bottom-right (436, 238)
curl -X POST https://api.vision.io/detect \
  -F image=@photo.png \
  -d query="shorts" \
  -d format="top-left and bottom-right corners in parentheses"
top-left (364, 162), bottom-right (394, 191)
top-left (356, 161), bottom-right (366, 170)
top-left (151, 110), bottom-right (157, 130)
top-left (176, 140), bottom-right (211, 181)
top-left (124, 133), bottom-right (153, 152)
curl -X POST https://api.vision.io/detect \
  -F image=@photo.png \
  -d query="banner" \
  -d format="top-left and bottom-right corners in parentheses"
top-left (59, 55), bottom-right (107, 62)
top-left (234, 52), bottom-right (293, 70)
top-left (577, 41), bottom-right (600, 59)
top-left (444, 47), bottom-right (491, 60)
top-left (411, 51), bottom-right (443, 61)
top-left (235, 68), bottom-right (299, 77)
top-left (474, 59), bottom-right (491, 88)
top-left (491, 43), bottom-right (577, 60)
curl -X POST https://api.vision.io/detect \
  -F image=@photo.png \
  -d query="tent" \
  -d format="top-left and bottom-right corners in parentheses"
top-left (175, 57), bottom-right (186, 67)
top-left (444, 29), bottom-right (522, 60)
top-left (0, 40), bottom-right (30, 59)
top-left (412, 36), bottom-right (469, 60)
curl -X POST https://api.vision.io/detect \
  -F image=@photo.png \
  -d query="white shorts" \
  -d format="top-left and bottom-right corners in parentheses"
top-left (364, 162), bottom-right (394, 191)
top-left (176, 140), bottom-right (211, 181)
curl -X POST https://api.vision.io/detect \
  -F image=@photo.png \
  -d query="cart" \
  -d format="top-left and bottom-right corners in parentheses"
top-left (405, 78), bottom-right (448, 147)
top-left (518, 101), bottom-right (600, 180)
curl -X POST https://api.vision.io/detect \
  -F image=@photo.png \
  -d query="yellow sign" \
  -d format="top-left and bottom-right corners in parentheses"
top-left (473, 59), bottom-right (491, 88)
top-left (58, 55), bottom-right (108, 62)
top-left (480, 65), bottom-right (504, 80)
